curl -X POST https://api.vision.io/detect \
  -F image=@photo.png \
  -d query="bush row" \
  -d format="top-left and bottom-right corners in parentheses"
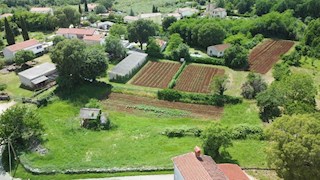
top-left (168, 61), bottom-right (187, 88)
top-left (191, 56), bottom-right (225, 66)
top-left (157, 89), bottom-right (242, 107)
top-left (162, 128), bottom-right (202, 138)
top-left (231, 124), bottom-right (265, 140)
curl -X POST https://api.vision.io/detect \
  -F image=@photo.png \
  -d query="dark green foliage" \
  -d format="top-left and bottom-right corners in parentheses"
top-left (109, 24), bottom-right (128, 38)
top-left (224, 45), bottom-right (248, 69)
top-left (305, 19), bottom-right (320, 47)
top-left (197, 23), bottom-right (226, 48)
top-left (256, 88), bottom-right (282, 122)
top-left (84, 0), bottom-right (88, 12)
top-left (231, 124), bottom-right (264, 140)
top-left (255, 0), bottom-right (272, 16)
top-left (237, 0), bottom-right (255, 14)
top-left (166, 33), bottom-right (183, 53)
top-left (85, 99), bottom-right (101, 109)
top-left (14, 50), bottom-right (35, 65)
top-left (202, 123), bottom-right (232, 159)
top-left (104, 35), bottom-right (127, 61)
top-left (272, 63), bottom-right (291, 81)
top-left (0, 105), bottom-right (44, 148)
top-left (98, 0), bottom-right (114, 9)
top-left (127, 19), bottom-right (158, 49)
top-left (163, 128), bottom-right (202, 138)
top-left (172, 43), bottom-right (191, 61)
top-left (157, 89), bottom-right (182, 102)
top-left (162, 16), bottom-right (176, 31)
top-left (241, 73), bottom-right (267, 99)
top-left (212, 75), bottom-right (229, 95)
top-left (266, 114), bottom-right (320, 179)
top-left (52, 36), bottom-right (66, 45)
top-left (55, 6), bottom-right (81, 28)
top-left (20, 17), bottom-right (29, 41)
top-left (152, 5), bottom-right (159, 13)
top-left (191, 57), bottom-right (225, 66)
top-left (146, 38), bottom-right (162, 58)
top-left (78, 4), bottom-right (82, 14)
top-left (81, 46), bottom-right (108, 80)
top-left (129, 8), bottom-right (134, 16)
top-left (94, 5), bottom-right (107, 14)
top-left (282, 51), bottom-right (301, 66)
top-left (13, 11), bottom-right (58, 31)
top-left (0, 84), bottom-right (7, 91)
top-left (4, 17), bottom-right (15, 45)
top-left (87, 13), bottom-right (100, 23)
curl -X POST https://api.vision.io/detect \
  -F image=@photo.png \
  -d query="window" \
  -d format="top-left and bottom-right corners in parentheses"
top-left (36, 45), bottom-right (42, 49)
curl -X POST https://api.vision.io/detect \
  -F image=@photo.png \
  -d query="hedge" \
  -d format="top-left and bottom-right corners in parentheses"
top-left (192, 56), bottom-right (225, 66)
top-left (157, 89), bottom-right (242, 107)
top-left (168, 61), bottom-right (187, 88)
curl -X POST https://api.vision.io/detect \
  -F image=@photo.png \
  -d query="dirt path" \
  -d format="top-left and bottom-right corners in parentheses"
top-left (103, 93), bottom-right (223, 119)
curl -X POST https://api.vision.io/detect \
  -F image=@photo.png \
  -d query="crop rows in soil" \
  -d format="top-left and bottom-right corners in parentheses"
top-left (249, 40), bottom-right (294, 74)
top-left (174, 65), bottom-right (225, 93)
top-left (131, 61), bottom-right (181, 88)
top-left (104, 93), bottom-right (223, 119)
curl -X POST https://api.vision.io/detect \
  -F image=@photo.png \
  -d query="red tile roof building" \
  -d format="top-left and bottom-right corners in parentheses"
top-left (172, 147), bottom-right (249, 180)
top-left (3, 39), bottom-right (44, 59)
top-left (56, 28), bottom-right (97, 39)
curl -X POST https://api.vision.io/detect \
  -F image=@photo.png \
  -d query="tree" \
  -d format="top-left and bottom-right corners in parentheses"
top-left (52, 35), bottom-right (66, 45)
top-left (81, 46), bottom-right (108, 80)
top-left (55, 7), bottom-right (81, 28)
top-left (127, 19), bottom-right (158, 49)
top-left (162, 16), bottom-right (177, 31)
top-left (241, 73), bottom-right (267, 99)
top-left (166, 33), bottom-right (183, 53)
top-left (272, 63), bottom-right (291, 81)
top-left (98, 0), bottom-right (114, 9)
top-left (212, 75), bottom-right (229, 96)
top-left (84, 0), bottom-right (88, 12)
top-left (94, 5), bottom-right (107, 14)
top-left (14, 50), bottom-right (35, 65)
top-left (4, 17), bottom-right (15, 45)
top-left (129, 8), bottom-right (134, 16)
top-left (87, 13), bottom-right (100, 23)
top-left (202, 123), bottom-right (232, 159)
top-left (0, 105), bottom-right (43, 148)
top-left (224, 45), bottom-right (249, 69)
top-left (172, 43), bottom-right (191, 61)
top-left (255, 0), bottom-right (272, 16)
top-left (152, 5), bottom-right (159, 13)
top-left (20, 17), bottom-right (29, 41)
top-left (105, 35), bottom-right (127, 60)
top-left (266, 114), bottom-right (320, 179)
top-left (78, 4), bottom-right (82, 14)
top-left (146, 38), bottom-right (162, 58)
top-left (304, 18), bottom-right (320, 47)
top-left (109, 24), bottom-right (128, 38)
top-left (256, 88), bottom-right (283, 122)
top-left (197, 23), bottom-right (225, 48)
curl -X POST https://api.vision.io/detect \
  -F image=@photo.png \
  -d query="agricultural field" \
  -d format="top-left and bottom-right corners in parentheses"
top-left (131, 61), bottom-right (181, 88)
top-left (174, 64), bottom-right (225, 93)
top-left (249, 39), bottom-right (295, 74)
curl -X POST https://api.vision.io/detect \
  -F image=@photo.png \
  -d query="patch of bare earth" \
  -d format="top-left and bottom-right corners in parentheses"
top-left (103, 93), bottom-right (223, 119)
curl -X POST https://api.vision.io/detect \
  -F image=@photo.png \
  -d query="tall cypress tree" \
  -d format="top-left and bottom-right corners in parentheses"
top-left (78, 4), bottom-right (82, 14)
top-left (20, 17), bottom-right (29, 41)
top-left (4, 17), bottom-right (15, 45)
top-left (84, 0), bottom-right (88, 12)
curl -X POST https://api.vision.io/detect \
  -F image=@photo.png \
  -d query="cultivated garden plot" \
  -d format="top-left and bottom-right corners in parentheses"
top-left (249, 40), bottom-right (295, 74)
top-left (131, 61), bottom-right (181, 88)
top-left (174, 65), bottom-right (225, 93)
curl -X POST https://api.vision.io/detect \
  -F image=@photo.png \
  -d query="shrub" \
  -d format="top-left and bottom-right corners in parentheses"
top-left (163, 128), bottom-right (202, 138)
top-left (192, 56), bottom-right (225, 66)
top-left (14, 50), bottom-right (36, 65)
top-left (0, 83), bottom-right (7, 91)
top-left (85, 98), bottom-right (101, 109)
top-left (231, 124), bottom-right (264, 140)
top-left (241, 73), bottom-right (267, 99)
top-left (157, 89), bottom-right (182, 102)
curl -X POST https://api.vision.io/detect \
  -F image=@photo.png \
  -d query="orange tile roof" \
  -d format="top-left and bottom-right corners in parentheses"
top-left (5, 39), bottom-right (40, 52)
top-left (218, 164), bottom-right (250, 180)
top-left (83, 35), bottom-right (103, 42)
top-left (172, 152), bottom-right (228, 180)
top-left (56, 28), bottom-right (96, 36)
top-left (210, 44), bottom-right (231, 52)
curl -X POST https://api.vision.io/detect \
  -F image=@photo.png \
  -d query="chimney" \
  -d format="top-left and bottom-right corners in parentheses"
top-left (194, 146), bottom-right (201, 157)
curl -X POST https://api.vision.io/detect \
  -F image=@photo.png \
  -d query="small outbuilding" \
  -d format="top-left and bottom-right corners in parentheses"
top-left (108, 52), bottom-right (148, 82)
top-left (18, 62), bottom-right (57, 89)
top-left (79, 108), bottom-right (108, 128)
top-left (207, 44), bottom-right (231, 57)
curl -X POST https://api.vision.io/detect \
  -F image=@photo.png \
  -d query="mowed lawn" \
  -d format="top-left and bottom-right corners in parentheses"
top-left (19, 100), bottom-right (210, 171)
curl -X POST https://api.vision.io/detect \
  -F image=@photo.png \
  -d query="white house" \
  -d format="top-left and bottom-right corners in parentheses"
top-left (83, 34), bottom-right (105, 45)
top-left (91, 21), bottom-right (114, 30)
top-left (172, 147), bottom-right (250, 180)
top-left (3, 39), bottom-right (44, 60)
top-left (167, 13), bottom-right (182, 20)
top-left (30, 7), bottom-right (54, 15)
top-left (205, 4), bottom-right (227, 18)
top-left (207, 44), bottom-right (231, 57)
top-left (109, 52), bottom-right (148, 82)
top-left (18, 62), bottom-right (57, 89)
top-left (56, 28), bottom-right (97, 39)
top-left (175, 7), bottom-right (199, 18)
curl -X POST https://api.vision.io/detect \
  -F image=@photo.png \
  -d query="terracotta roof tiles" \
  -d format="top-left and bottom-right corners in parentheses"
top-left (5, 39), bottom-right (40, 52)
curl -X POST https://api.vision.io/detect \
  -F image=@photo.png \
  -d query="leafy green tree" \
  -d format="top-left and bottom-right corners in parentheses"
top-left (162, 16), bottom-right (177, 31)
top-left (282, 51), bottom-right (301, 66)
top-left (212, 75), bottom-right (229, 95)
top-left (84, 0), bottom-right (88, 12)
top-left (216, 0), bottom-right (225, 8)
top-left (109, 24), bottom-right (127, 38)
top-left (146, 38), bottom-right (162, 58)
top-left (266, 114), bottom-right (320, 179)
top-left (78, 4), bottom-right (82, 14)
top-left (166, 33), bottom-right (183, 53)
top-left (202, 123), bottom-right (232, 159)
top-left (98, 0), bottom-right (114, 9)
top-left (14, 50), bottom-right (35, 65)
top-left (81, 46), bottom-right (108, 80)
top-left (172, 43), bottom-right (191, 61)
top-left (129, 8), bottom-right (134, 16)
top-left (105, 35), bottom-right (126, 60)
top-left (52, 35), bottom-right (66, 45)
top-left (20, 17), bottom-right (29, 41)
top-left (127, 19), bottom-right (158, 49)
top-left (255, 0), bottom-right (272, 16)
top-left (55, 7), bottom-right (81, 28)
top-left (304, 18), bottom-right (320, 47)
top-left (272, 63), bottom-right (291, 81)
top-left (87, 13), bottom-right (100, 23)
top-left (4, 17), bottom-right (15, 45)
top-left (0, 105), bottom-right (43, 148)
top-left (198, 23), bottom-right (225, 48)
top-left (237, 0), bottom-right (254, 14)
top-left (224, 45), bottom-right (248, 69)
top-left (241, 73), bottom-right (267, 99)
top-left (94, 5), bottom-right (106, 14)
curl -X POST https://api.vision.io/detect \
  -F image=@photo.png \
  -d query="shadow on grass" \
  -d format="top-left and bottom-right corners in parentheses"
top-left (215, 150), bottom-right (239, 165)
top-left (55, 81), bottom-right (112, 107)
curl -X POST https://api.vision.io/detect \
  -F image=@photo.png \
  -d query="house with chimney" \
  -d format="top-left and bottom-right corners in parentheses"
top-left (56, 28), bottom-right (98, 39)
top-left (172, 146), bottom-right (250, 180)
top-left (207, 44), bottom-right (231, 57)
top-left (3, 39), bottom-right (44, 60)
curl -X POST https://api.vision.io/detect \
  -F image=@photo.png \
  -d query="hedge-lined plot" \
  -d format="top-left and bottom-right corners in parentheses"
top-left (131, 61), bottom-right (181, 88)
top-left (249, 40), bottom-right (294, 74)
top-left (174, 65), bottom-right (225, 93)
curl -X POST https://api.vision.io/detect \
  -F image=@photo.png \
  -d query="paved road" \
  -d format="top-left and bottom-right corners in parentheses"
top-left (0, 101), bottom-right (18, 180)
top-left (80, 174), bottom-right (174, 180)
